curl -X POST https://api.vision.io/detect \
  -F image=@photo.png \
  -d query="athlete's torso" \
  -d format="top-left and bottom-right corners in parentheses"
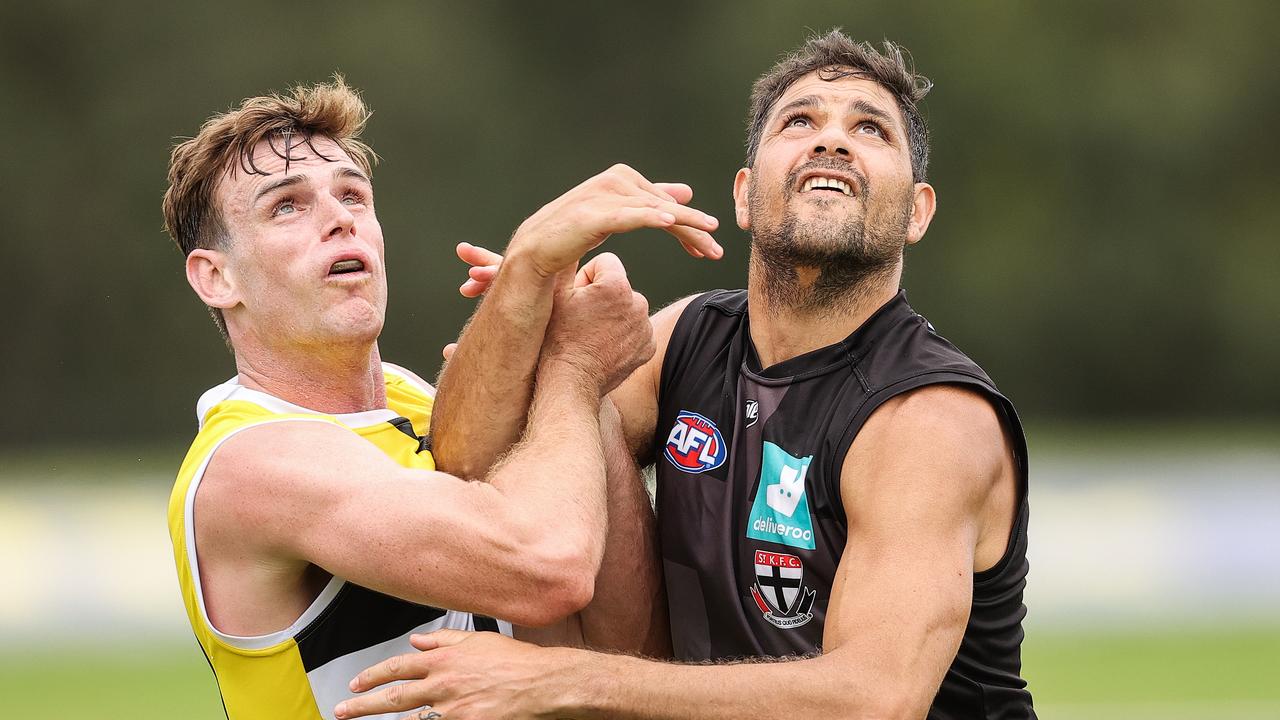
top-left (654, 290), bottom-right (1035, 719)
top-left (167, 362), bottom-right (510, 720)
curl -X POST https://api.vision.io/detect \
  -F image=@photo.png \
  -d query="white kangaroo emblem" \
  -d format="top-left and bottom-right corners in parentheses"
top-left (766, 462), bottom-right (807, 517)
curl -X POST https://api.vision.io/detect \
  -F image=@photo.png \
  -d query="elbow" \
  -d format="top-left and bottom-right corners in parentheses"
top-left (502, 531), bottom-right (598, 626)
top-left (430, 445), bottom-right (486, 482)
top-left (513, 571), bottom-right (595, 627)
top-left (533, 538), bottom-right (598, 622)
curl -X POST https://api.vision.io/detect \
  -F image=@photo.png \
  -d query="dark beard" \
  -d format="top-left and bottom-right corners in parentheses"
top-left (749, 176), bottom-right (908, 316)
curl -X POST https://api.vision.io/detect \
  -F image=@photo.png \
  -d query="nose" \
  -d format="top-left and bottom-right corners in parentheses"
top-left (322, 194), bottom-right (357, 240)
top-left (810, 125), bottom-right (851, 158)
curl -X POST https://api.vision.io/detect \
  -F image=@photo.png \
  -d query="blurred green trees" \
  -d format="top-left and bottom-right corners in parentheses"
top-left (2, 0), bottom-right (1276, 448)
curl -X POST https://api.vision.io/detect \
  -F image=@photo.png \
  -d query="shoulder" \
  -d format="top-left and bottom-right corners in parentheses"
top-left (652, 289), bottom-right (743, 332)
top-left (859, 307), bottom-right (997, 392)
top-left (197, 419), bottom-right (391, 532)
top-left (844, 385), bottom-right (1011, 511)
top-left (863, 384), bottom-right (1006, 448)
top-left (654, 289), bottom-right (745, 366)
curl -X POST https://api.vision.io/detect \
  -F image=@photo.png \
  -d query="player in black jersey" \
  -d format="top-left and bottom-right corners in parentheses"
top-left (338, 30), bottom-right (1034, 720)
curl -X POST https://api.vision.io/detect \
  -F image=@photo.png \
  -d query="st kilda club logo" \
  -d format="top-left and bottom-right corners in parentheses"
top-left (749, 550), bottom-right (816, 629)
top-left (663, 411), bottom-right (727, 473)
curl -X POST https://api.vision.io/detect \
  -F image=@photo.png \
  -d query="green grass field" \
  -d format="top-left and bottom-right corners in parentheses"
top-left (1, 626), bottom-right (1276, 719)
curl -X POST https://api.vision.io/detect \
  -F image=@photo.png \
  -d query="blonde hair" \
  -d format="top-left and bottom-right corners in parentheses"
top-left (162, 76), bottom-right (376, 337)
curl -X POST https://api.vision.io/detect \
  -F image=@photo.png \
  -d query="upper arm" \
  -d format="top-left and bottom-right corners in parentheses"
top-left (821, 385), bottom-right (1014, 715)
top-left (609, 294), bottom-right (698, 462)
top-left (197, 420), bottom-right (585, 626)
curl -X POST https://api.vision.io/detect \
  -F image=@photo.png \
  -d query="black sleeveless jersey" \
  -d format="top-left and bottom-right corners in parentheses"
top-left (653, 289), bottom-right (1035, 719)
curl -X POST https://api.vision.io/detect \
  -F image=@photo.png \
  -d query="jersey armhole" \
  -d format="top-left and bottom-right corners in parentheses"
top-left (182, 417), bottom-right (350, 654)
top-left (828, 372), bottom-right (1029, 582)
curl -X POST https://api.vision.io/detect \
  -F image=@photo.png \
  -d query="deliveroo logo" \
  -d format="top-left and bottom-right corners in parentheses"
top-left (746, 442), bottom-right (815, 550)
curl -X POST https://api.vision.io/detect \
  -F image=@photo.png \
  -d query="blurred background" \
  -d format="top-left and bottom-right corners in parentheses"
top-left (1, 1), bottom-right (1277, 717)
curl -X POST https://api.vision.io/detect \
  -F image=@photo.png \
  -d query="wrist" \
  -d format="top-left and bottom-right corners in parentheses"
top-left (537, 356), bottom-right (603, 400)
top-left (542, 648), bottom-right (623, 718)
top-left (504, 239), bottom-right (562, 281)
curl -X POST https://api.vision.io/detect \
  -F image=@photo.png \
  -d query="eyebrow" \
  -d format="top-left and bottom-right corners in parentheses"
top-left (251, 166), bottom-right (372, 206)
top-left (252, 174), bottom-right (305, 205)
top-left (849, 99), bottom-right (899, 130)
top-left (774, 95), bottom-right (825, 121)
top-left (336, 166), bottom-right (372, 186)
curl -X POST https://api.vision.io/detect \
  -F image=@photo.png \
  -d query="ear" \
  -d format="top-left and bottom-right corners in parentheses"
top-left (185, 248), bottom-right (240, 310)
top-left (905, 182), bottom-right (937, 246)
top-left (732, 168), bottom-right (752, 230)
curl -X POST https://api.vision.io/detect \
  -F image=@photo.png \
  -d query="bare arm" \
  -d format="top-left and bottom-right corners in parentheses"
top-left (427, 242), bottom-right (556, 480)
top-left (337, 385), bottom-right (1019, 720)
top-left (429, 165), bottom-right (720, 480)
top-left (581, 399), bottom-right (670, 655)
top-left (200, 360), bottom-right (604, 629)
top-left (535, 296), bottom-right (695, 654)
top-left (197, 256), bottom-right (659, 630)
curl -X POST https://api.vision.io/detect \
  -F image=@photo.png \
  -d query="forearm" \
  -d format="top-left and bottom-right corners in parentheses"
top-left (486, 362), bottom-right (608, 569)
top-left (552, 649), bottom-right (891, 720)
top-left (430, 247), bottom-right (559, 479)
top-left (577, 401), bottom-right (670, 655)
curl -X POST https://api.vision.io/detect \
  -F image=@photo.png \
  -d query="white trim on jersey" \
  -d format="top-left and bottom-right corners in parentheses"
top-left (183, 417), bottom-right (351, 651)
top-left (196, 377), bottom-right (400, 430)
top-left (381, 361), bottom-right (437, 399)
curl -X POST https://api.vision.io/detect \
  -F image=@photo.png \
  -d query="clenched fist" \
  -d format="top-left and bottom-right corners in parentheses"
top-left (541, 253), bottom-right (655, 397)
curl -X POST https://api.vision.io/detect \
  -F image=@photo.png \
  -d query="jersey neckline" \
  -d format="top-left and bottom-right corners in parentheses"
top-left (196, 372), bottom-right (401, 429)
top-left (741, 289), bottom-right (917, 383)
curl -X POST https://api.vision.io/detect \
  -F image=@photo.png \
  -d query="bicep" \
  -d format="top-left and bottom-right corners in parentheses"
top-left (201, 421), bottom-right (551, 621)
top-left (610, 294), bottom-right (697, 461)
top-left (822, 387), bottom-right (1007, 704)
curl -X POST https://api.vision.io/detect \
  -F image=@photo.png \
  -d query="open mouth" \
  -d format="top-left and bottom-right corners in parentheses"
top-left (328, 259), bottom-right (366, 275)
top-left (800, 176), bottom-right (853, 197)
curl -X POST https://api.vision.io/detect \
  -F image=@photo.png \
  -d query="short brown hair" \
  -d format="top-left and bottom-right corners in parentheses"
top-left (162, 76), bottom-right (376, 338)
top-left (745, 30), bottom-right (933, 183)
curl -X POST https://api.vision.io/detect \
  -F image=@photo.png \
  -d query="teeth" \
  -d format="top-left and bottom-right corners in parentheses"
top-left (801, 176), bottom-right (852, 196)
top-left (330, 259), bottom-right (365, 274)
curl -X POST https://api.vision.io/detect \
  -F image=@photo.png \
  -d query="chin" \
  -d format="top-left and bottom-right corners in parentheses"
top-left (324, 306), bottom-right (385, 344)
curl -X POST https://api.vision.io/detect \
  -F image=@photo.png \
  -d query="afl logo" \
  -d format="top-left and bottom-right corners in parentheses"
top-left (664, 411), bottom-right (727, 473)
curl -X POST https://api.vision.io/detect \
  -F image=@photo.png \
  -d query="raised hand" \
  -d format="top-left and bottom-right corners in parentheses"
top-left (507, 166), bottom-right (721, 278)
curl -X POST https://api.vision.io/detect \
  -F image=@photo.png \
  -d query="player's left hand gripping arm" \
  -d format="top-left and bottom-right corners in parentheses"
top-left (336, 385), bottom-right (1018, 720)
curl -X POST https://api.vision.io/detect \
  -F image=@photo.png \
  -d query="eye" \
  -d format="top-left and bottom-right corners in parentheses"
top-left (782, 112), bottom-right (812, 129)
top-left (855, 121), bottom-right (885, 138)
top-left (272, 199), bottom-right (297, 217)
top-left (341, 190), bottom-right (367, 206)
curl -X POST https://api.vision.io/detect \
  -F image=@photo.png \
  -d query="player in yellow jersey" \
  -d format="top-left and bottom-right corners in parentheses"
top-left (162, 78), bottom-right (722, 719)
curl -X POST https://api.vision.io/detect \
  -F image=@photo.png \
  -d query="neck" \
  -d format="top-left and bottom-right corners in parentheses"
top-left (232, 339), bottom-right (386, 414)
top-left (746, 252), bottom-right (901, 369)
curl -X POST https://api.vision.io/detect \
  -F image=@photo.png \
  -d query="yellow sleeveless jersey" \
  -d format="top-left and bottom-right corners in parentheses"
top-left (167, 362), bottom-right (511, 720)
